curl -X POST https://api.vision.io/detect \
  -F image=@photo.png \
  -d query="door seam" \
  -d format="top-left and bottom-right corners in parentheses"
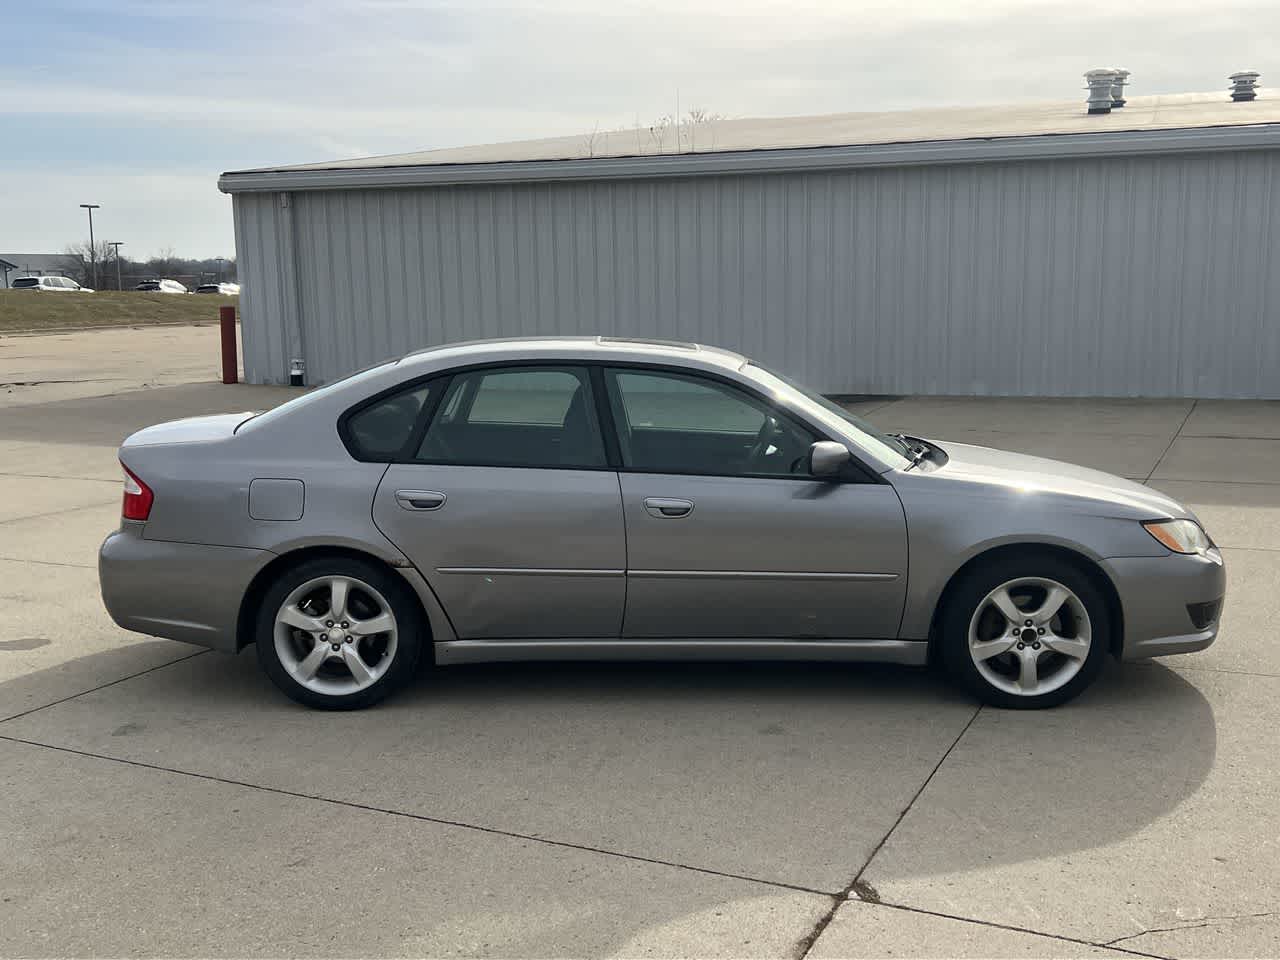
top-left (371, 462), bottom-right (464, 641)
top-left (615, 470), bottom-right (629, 638)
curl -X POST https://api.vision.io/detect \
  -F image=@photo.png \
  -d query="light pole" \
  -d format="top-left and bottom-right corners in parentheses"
top-left (108, 241), bottom-right (124, 291)
top-left (79, 203), bottom-right (100, 288)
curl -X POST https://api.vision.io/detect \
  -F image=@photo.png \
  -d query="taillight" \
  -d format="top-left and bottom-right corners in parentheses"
top-left (121, 463), bottom-right (154, 521)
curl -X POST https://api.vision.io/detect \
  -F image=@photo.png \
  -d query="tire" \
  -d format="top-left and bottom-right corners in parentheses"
top-left (254, 555), bottom-right (424, 710)
top-left (939, 553), bottom-right (1110, 709)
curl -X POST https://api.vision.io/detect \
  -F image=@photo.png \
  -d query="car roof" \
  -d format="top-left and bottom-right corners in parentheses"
top-left (398, 336), bottom-right (747, 374)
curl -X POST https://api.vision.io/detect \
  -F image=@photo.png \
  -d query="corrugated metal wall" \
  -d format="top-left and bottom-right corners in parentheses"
top-left (232, 150), bottom-right (1280, 397)
top-left (233, 192), bottom-right (304, 386)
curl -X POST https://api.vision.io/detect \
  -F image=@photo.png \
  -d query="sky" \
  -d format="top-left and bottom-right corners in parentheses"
top-left (2, 0), bottom-right (1277, 259)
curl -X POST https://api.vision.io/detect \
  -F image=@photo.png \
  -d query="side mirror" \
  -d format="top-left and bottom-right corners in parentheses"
top-left (808, 441), bottom-right (851, 479)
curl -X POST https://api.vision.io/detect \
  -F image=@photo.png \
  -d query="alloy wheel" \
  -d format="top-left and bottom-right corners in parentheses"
top-left (966, 576), bottom-right (1092, 697)
top-left (273, 575), bottom-right (399, 696)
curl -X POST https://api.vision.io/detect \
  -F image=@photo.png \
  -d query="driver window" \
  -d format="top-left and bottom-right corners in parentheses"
top-left (604, 368), bottom-right (817, 477)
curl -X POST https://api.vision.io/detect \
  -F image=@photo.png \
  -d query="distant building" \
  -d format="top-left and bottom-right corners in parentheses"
top-left (220, 90), bottom-right (1280, 399)
top-left (0, 253), bottom-right (67, 288)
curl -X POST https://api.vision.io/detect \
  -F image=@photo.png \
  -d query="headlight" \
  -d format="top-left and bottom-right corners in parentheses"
top-left (1142, 519), bottom-right (1213, 554)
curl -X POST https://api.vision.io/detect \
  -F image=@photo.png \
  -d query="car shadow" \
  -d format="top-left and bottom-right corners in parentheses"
top-left (0, 645), bottom-right (1215, 890)
top-left (857, 658), bottom-right (1218, 879)
top-left (401, 656), bottom-right (1216, 882)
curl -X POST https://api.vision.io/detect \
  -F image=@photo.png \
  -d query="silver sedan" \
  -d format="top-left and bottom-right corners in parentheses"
top-left (99, 337), bottom-right (1225, 710)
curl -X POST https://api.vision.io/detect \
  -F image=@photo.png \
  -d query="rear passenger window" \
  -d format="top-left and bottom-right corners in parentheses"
top-left (344, 382), bottom-right (437, 460)
top-left (417, 366), bottom-right (606, 469)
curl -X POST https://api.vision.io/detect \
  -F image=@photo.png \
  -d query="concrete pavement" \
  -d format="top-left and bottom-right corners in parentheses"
top-left (1, 326), bottom-right (1278, 957)
top-left (0, 323), bottom-right (235, 409)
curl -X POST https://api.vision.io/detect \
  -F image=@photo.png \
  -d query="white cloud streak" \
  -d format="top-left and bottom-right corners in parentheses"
top-left (2, 0), bottom-right (1277, 255)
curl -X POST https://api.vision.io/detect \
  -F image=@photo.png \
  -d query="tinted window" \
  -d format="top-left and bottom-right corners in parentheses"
top-left (13, 278), bottom-right (38, 288)
top-left (606, 368), bottom-right (817, 477)
top-left (418, 366), bottom-right (605, 469)
top-left (344, 382), bottom-right (436, 460)
top-left (242, 358), bottom-right (401, 435)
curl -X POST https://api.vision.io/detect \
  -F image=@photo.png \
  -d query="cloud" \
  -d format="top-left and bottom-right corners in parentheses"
top-left (2, 0), bottom-right (1276, 256)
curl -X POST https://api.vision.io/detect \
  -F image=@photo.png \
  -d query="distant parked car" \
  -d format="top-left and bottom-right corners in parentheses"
top-left (11, 276), bottom-right (93, 293)
top-left (135, 279), bottom-right (189, 294)
top-left (195, 282), bottom-right (241, 295)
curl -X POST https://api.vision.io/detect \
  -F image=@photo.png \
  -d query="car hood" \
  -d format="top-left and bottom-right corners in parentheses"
top-left (927, 438), bottom-right (1192, 521)
top-left (121, 413), bottom-right (255, 448)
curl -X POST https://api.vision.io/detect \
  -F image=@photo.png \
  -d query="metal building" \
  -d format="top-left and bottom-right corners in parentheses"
top-left (219, 91), bottom-right (1280, 398)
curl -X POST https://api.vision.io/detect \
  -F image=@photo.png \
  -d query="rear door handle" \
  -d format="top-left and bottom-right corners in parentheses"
top-left (643, 497), bottom-right (694, 519)
top-left (395, 489), bottom-right (447, 511)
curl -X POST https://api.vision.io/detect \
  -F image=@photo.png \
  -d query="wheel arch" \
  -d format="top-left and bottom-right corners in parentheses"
top-left (235, 545), bottom-right (435, 651)
top-left (926, 542), bottom-right (1125, 661)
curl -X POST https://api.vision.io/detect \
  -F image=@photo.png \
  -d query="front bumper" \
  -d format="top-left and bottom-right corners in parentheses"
top-left (99, 524), bottom-right (271, 652)
top-left (1105, 549), bottom-right (1226, 661)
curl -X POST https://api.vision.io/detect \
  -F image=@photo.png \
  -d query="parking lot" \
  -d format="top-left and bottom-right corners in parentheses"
top-left (1, 325), bottom-right (1278, 958)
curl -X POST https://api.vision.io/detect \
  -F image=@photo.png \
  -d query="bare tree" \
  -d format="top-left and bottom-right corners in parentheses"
top-left (582, 122), bottom-right (602, 158)
top-left (56, 242), bottom-right (236, 290)
top-left (681, 108), bottom-right (723, 152)
top-left (58, 241), bottom-right (112, 287)
top-left (647, 114), bottom-right (674, 154)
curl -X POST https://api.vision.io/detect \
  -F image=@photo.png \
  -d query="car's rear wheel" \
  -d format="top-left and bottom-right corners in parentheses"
top-left (939, 555), bottom-right (1109, 709)
top-left (255, 556), bottom-right (423, 709)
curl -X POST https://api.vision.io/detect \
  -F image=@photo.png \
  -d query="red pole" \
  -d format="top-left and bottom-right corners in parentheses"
top-left (219, 305), bottom-right (238, 384)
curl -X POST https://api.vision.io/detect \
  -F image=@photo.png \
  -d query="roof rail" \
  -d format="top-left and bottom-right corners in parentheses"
top-left (596, 336), bottom-right (699, 351)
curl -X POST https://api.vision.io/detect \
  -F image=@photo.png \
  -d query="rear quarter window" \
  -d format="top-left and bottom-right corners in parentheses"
top-left (341, 380), bottom-right (442, 460)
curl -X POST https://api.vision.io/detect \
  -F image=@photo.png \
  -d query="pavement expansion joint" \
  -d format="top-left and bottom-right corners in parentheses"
top-left (866, 900), bottom-right (1177, 960)
top-left (792, 704), bottom-right (984, 959)
top-left (0, 733), bottom-right (832, 898)
top-left (0, 649), bottom-right (209, 724)
top-left (1144, 399), bottom-right (1198, 483)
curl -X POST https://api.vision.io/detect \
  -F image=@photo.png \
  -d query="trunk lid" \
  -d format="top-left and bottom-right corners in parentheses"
top-left (121, 413), bottom-right (255, 449)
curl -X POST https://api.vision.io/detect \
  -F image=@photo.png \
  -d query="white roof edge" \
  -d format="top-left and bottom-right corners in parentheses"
top-left (394, 335), bottom-right (747, 372)
top-left (219, 123), bottom-right (1280, 194)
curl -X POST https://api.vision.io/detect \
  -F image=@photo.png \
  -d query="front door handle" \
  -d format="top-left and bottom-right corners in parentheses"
top-left (643, 497), bottom-right (694, 519)
top-left (395, 489), bottom-right (447, 511)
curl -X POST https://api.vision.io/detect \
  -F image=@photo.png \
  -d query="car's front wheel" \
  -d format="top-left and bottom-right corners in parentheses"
top-left (255, 556), bottom-right (423, 709)
top-left (939, 555), bottom-right (1110, 709)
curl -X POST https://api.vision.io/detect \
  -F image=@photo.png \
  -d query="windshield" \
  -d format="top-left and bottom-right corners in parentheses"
top-left (743, 363), bottom-right (913, 468)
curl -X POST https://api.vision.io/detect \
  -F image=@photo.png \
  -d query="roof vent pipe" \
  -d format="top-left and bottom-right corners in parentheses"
top-left (1085, 69), bottom-right (1118, 114)
top-left (1230, 71), bottom-right (1260, 101)
top-left (1110, 68), bottom-right (1130, 107)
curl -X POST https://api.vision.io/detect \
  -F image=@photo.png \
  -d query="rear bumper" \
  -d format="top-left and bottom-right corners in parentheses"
top-left (99, 525), bottom-right (271, 652)
top-left (1105, 549), bottom-right (1226, 661)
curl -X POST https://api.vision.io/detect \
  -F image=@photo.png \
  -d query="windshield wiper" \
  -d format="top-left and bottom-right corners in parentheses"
top-left (890, 433), bottom-right (930, 469)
